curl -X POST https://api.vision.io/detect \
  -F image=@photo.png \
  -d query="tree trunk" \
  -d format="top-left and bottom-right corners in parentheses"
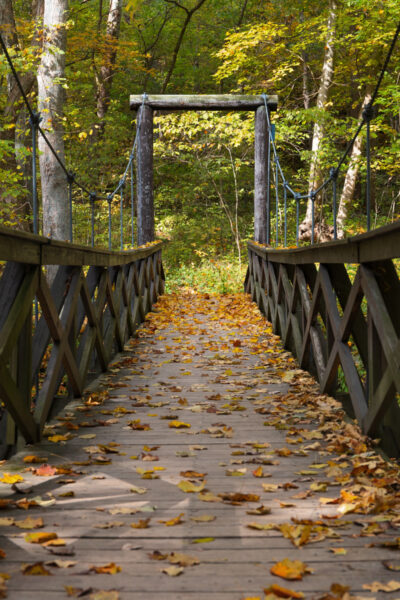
top-left (336, 93), bottom-right (372, 238)
top-left (300, 0), bottom-right (337, 240)
top-left (95, 0), bottom-right (123, 136)
top-left (38, 0), bottom-right (69, 240)
top-left (161, 0), bottom-right (208, 94)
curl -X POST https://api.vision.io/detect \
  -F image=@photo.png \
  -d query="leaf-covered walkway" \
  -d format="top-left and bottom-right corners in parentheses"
top-left (0, 292), bottom-right (399, 599)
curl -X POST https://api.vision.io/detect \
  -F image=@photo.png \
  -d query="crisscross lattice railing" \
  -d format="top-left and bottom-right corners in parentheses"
top-left (246, 221), bottom-right (400, 455)
top-left (0, 226), bottom-right (164, 455)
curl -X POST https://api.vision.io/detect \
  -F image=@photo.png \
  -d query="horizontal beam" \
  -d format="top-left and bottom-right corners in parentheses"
top-left (248, 220), bottom-right (400, 264)
top-left (130, 94), bottom-right (278, 111)
top-left (0, 225), bottom-right (164, 266)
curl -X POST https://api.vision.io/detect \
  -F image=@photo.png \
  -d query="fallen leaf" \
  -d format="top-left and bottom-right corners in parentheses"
top-left (168, 552), bottom-right (199, 566)
top-left (131, 518), bottom-right (150, 529)
top-left (0, 473), bottom-right (23, 484)
top-left (130, 485), bottom-right (147, 495)
top-left (21, 562), bottom-right (51, 576)
top-left (247, 522), bottom-right (276, 531)
top-left (148, 550), bottom-right (168, 561)
top-left (169, 421), bottom-right (191, 428)
top-left (270, 558), bottom-right (313, 581)
top-left (89, 592), bottom-right (119, 600)
top-left (25, 532), bottom-right (58, 544)
top-left (45, 560), bottom-right (76, 568)
top-left (190, 515), bottom-right (216, 522)
top-left (178, 480), bottom-right (205, 493)
top-left (197, 492), bottom-right (222, 502)
top-left (23, 455), bottom-right (47, 463)
top-left (263, 584), bottom-right (304, 598)
top-left (191, 537), bottom-right (214, 544)
top-left (330, 548), bottom-right (347, 555)
top-left (363, 580), bottom-right (400, 592)
top-left (180, 470), bottom-right (207, 478)
top-left (162, 566), bottom-right (184, 576)
top-left (158, 513), bottom-right (184, 526)
top-left (15, 517), bottom-right (44, 529)
top-left (33, 464), bottom-right (57, 476)
top-left (218, 492), bottom-right (260, 505)
top-left (89, 563), bottom-right (121, 574)
top-left (262, 484), bottom-right (279, 492)
top-left (246, 505), bottom-right (271, 515)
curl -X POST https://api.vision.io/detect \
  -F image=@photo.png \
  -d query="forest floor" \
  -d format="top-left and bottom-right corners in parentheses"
top-left (0, 292), bottom-right (399, 599)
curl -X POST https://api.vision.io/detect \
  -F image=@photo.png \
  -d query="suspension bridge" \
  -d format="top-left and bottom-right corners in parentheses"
top-left (0, 22), bottom-right (398, 600)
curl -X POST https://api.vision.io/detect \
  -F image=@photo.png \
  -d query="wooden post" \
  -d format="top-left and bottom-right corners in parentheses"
top-left (137, 103), bottom-right (154, 246)
top-left (254, 105), bottom-right (268, 244)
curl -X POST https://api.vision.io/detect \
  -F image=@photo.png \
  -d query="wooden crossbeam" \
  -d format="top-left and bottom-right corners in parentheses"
top-left (130, 94), bottom-right (278, 111)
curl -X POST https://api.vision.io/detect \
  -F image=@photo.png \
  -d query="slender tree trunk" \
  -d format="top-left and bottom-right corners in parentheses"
top-left (161, 0), bottom-right (207, 93)
top-left (300, 0), bottom-right (337, 239)
top-left (38, 0), bottom-right (69, 240)
top-left (95, 0), bottom-right (123, 136)
top-left (0, 0), bottom-right (43, 229)
top-left (336, 93), bottom-right (372, 238)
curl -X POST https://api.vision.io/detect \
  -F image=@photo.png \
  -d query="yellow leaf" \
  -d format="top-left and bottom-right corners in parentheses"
top-left (169, 420), bottom-right (191, 428)
top-left (363, 580), bottom-right (400, 592)
top-left (47, 434), bottom-right (70, 443)
top-left (24, 532), bottom-right (58, 544)
top-left (178, 480), bottom-right (205, 493)
top-left (15, 517), bottom-right (44, 530)
top-left (21, 562), bottom-right (51, 576)
top-left (0, 473), bottom-right (23, 484)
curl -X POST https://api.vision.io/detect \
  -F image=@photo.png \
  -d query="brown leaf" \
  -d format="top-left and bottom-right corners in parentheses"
top-left (15, 517), bottom-right (44, 529)
top-left (363, 580), bottom-right (400, 592)
top-left (168, 552), bottom-right (199, 566)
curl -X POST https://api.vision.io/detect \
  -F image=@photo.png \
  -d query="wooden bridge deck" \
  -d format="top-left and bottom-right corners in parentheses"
top-left (0, 291), bottom-right (398, 599)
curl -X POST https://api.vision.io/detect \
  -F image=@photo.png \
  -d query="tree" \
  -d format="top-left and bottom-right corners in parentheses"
top-left (299, 0), bottom-right (337, 241)
top-left (94, 0), bottom-right (123, 136)
top-left (38, 0), bottom-right (69, 240)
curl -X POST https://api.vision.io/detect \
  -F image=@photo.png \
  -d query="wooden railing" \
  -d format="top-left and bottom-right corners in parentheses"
top-left (0, 226), bottom-right (164, 454)
top-left (246, 221), bottom-right (400, 456)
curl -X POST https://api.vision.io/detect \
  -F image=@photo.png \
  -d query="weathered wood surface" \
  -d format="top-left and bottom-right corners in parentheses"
top-left (0, 224), bottom-right (163, 266)
top-left (254, 105), bottom-right (268, 245)
top-left (130, 94), bottom-right (278, 111)
top-left (246, 230), bottom-right (400, 456)
top-left (0, 292), bottom-right (398, 599)
top-left (0, 230), bottom-right (164, 451)
top-left (137, 104), bottom-right (154, 246)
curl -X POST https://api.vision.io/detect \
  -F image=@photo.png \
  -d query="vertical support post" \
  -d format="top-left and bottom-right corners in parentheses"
top-left (310, 191), bottom-right (315, 245)
top-left (29, 111), bottom-right (41, 235)
top-left (266, 120), bottom-right (271, 245)
top-left (330, 168), bottom-right (337, 240)
top-left (120, 182), bottom-right (124, 251)
top-left (254, 105), bottom-right (268, 244)
top-left (295, 194), bottom-right (300, 247)
top-left (130, 160), bottom-right (135, 247)
top-left (137, 102), bottom-right (154, 246)
top-left (275, 160), bottom-right (279, 246)
top-left (90, 192), bottom-right (96, 247)
top-left (107, 195), bottom-right (112, 250)
top-left (283, 183), bottom-right (287, 247)
top-left (366, 118), bottom-right (371, 232)
top-left (67, 172), bottom-right (74, 243)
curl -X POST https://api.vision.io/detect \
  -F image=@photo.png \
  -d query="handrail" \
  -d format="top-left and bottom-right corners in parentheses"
top-left (248, 220), bottom-right (400, 264)
top-left (0, 225), bottom-right (163, 266)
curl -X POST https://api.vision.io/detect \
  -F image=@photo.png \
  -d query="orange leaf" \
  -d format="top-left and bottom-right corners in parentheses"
top-left (270, 558), bottom-right (312, 581)
top-left (89, 562), bottom-right (121, 574)
top-left (33, 464), bottom-right (57, 477)
top-left (263, 584), bottom-right (304, 598)
top-left (159, 513), bottom-right (185, 526)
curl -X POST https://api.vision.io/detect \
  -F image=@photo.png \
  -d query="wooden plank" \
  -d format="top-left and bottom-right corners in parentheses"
top-left (130, 94), bottom-right (278, 111)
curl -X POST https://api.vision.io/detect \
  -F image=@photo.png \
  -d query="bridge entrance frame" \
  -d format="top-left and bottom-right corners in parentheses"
top-left (130, 94), bottom-right (278, 246)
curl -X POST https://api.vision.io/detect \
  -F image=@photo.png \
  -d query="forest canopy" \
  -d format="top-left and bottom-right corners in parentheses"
top-left (0, 0), bottom-right (399, 290)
